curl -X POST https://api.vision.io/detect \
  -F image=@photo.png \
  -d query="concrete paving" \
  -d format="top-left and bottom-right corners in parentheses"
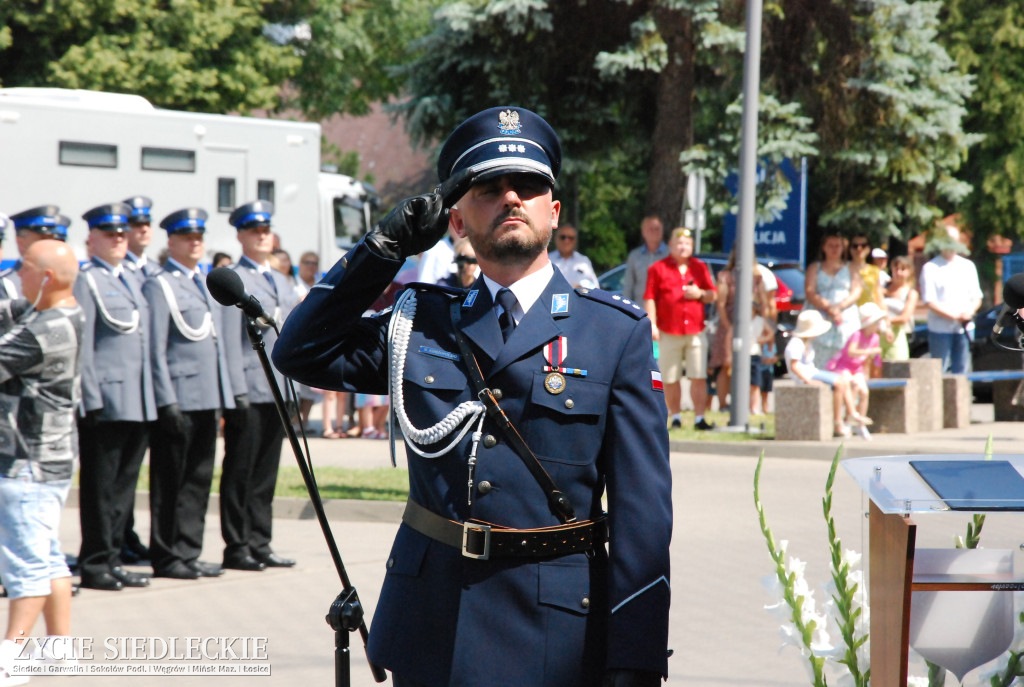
top-left (5, 404), bottom-right (1024, 686)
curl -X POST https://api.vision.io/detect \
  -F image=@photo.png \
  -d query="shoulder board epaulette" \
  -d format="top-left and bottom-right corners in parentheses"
top-left (402, 281), bottom-right (465, 298)
top-left (80, 262), bottom-right (96, 272)
top-left (574, 287), bottom-right (647, 319)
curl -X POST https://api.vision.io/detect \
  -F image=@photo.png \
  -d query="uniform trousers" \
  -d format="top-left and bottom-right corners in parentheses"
top-left (220, 403), bottom-right (285, 560)
top-left (77, 420), bottom-right (149, 578)
top-left (148, 409), bottom-right (219, 572)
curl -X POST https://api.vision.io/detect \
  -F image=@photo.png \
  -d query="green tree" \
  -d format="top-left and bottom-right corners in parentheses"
top-left (818, 0), bottom-right (979, 239)
top-left (0, 0), bottom-right (298, 113)
top-left (267, 0), bottom-right (443, 120)
top-left (942, 1), bottom-right (1024, 243)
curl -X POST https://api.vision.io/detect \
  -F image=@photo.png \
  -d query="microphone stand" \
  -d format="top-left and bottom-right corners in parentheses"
top-left (242, 316), bottom-right (387, 686)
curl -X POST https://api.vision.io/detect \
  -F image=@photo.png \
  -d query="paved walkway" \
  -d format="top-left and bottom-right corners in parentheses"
top-left (6, 403), bottom-right (1024, 686)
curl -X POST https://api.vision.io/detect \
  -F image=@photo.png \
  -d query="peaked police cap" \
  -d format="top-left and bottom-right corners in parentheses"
top-left (83, 202), bottom-right (132, 231)
top-left (228, 201), bottom-right (274, 230)
top-left (160, 208), bottom-right (208, 234)
top-left (10, 205), bottom-right (70, 240)
top-left (437, 106), bottom-right (561, 186)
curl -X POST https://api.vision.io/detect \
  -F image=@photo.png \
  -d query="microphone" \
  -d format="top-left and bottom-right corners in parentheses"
top-left (206, 267), bottom-right (277, 327)
top-left (992, 272), bottom-right (1024, 337)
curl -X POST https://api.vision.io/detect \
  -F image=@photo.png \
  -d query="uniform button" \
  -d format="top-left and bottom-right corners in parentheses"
top-left (581, 597), bottom-right (590, 609)
top-left (564, 399), bottom-right (574, 409)
top-left (386, 558), bottom-right (394, 569)
top-left (424, 375), bottom-right (435, 384)
top-left (482, 434), bottom-right (497, 448)
top-left (478, 481), bottom-right (492, 494)
top-left (492, 388), bottom-right (503, 400)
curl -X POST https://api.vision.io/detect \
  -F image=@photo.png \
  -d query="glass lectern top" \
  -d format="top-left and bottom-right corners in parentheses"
top-left (843, 454), bottom-right (1024, 514)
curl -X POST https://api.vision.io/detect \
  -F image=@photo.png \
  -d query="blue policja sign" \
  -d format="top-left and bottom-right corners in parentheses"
top-left (721, 157), bottom-right (807, 266)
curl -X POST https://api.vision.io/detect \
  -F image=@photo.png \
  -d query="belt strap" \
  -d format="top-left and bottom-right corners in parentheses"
top-left (449, 299), bottom-right (577, 524)
top-left (402, 499), bottom-right (605, 561)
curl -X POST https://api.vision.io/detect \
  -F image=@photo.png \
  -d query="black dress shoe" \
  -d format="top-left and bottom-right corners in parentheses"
top-left (80, 571), bottom-right (124, 591)
top-left (111, 566), bottom-right (150, 587)
top-left (223, 555), bottom-right (266, 572)
top-left (120, 543), bottom-right (150, 565)
top-left (187, 560), bottom-right (225, 577)
top-left (153, 561), bottom-right (200, 580)
top-left (256, 552), bottom-right (296, 568)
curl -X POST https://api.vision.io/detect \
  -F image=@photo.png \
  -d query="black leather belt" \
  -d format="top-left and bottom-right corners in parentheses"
top-left (402, 499), bottom-right (606, 561)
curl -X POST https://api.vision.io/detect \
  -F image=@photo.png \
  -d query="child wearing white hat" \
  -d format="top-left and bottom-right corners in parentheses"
top-left (785, 310), bottom-right (861, 438)
top-left (825, 302), bottom-right (886, 439)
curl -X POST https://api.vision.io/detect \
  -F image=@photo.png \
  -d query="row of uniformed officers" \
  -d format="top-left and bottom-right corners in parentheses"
top-left (0, 198), bottom-right (299, 590)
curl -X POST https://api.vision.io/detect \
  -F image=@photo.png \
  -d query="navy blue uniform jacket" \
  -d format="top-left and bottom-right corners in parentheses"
top-left (273, 240), bottom-right (672, 686)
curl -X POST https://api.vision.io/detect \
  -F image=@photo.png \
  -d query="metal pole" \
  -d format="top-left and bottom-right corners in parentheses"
top-left (728, 0), bottom-right (763, 430)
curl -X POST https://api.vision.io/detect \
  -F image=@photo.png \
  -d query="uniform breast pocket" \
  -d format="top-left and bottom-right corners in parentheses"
top-left (169, 360), bottom-right (200, 380)
top-left (401, 354), bottom-right (472, 429)
top-left (524, 372), bottom-right (609, 465)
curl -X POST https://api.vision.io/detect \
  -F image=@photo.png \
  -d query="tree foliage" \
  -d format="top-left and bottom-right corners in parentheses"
top-left (819, 0), bottom-right (979, 239)
top-left (0, 0), bottom-right (299, 113)
top-left (941, 0), bottom-right (1024, 243)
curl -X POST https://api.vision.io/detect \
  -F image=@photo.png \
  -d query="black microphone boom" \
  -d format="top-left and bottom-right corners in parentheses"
top-left (206, 266), bottom-right (277, 327)
top-left (992, 272), bottom-right (1024, 339)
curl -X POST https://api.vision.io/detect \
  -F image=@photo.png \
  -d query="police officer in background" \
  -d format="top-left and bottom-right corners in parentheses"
top-left (123, 195), bottom-right (159, 283)
top-left (143, 208), bottom-right (235, 579)
top-left (273, 107), bottom-right (671, 687)
top-left (4, 205), bottom-right (72, 297)
top-left (75, 202), bottom-right (156, 591)
top-left (219, 201), bottom-right (298, 572)
top-left (0, 214), bottom-right (15, 300)
top-left (120, 195), bottom-right (158, 565)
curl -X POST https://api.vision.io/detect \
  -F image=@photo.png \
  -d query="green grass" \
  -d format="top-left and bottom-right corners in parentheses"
top-left (121, 465), bottom-right (411, 502)
top-left (666, 410), bottom-right (775, 441)
top-left (85, 414), bottom-right (773, 504)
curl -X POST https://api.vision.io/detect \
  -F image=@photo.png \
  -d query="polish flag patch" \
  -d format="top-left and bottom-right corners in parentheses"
top-left (651, 371), bottom-right (663, 392)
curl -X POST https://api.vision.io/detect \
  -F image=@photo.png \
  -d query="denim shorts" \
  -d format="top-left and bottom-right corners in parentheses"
top-left (0, 466), bottom-right (72, 598)
top-left (810, 369), bottom-right (843, 387)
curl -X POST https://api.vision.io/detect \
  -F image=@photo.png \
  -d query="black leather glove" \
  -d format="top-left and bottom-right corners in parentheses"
top-left (157, 404), bottom-right (187, 435)
top-left (364, 170), bottom-right (474, 261)
top-left (602, 670), bottom-right (662, 687)
top-left (79, 408), bottom-right (102, 428)
top-left (233, 394), bottom-right (250, 411)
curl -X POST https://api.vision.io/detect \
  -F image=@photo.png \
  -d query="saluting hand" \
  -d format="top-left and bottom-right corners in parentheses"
top-left (364, 169), bottom-right (474, 261)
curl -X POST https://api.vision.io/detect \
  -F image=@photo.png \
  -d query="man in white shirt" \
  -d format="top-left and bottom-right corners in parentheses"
top-left (547, 225), bottom-right (598, 288)
top-left (622, 216), bottom-right (668, 303)
top-left (920, 231), bottom-right (982, 374)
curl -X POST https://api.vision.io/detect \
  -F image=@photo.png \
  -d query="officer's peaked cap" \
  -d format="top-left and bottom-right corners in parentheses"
top-left (160, 208), bottom-right (208, 234)
top-left (11, 205), bottom-right (70, 240)
top-left (123, 195), bottom-right (154, 224)
top-left (229, 201), bottom-right (274, 230)
top-left (437, 106), bottom-right (561, 186)
top-left (83, 203), bottom-right (132, 231)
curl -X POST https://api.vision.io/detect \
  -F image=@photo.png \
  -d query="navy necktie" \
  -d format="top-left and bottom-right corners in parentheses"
top-left (263, 270), bottom-right (278, 295)
top-left (496, 288), bottom-right (518, 342)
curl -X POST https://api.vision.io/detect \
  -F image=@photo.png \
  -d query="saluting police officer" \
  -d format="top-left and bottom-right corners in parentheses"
top-left (219, 201), bottom-right (298, 572)
top-left (4, 205), bottom-right (72, 298)
top-left (273, 107), bottom-right (672, 687)
top-left (75, 202), bottom-right (156, 591)
top-left (143, 208), bottom-right (235, 580)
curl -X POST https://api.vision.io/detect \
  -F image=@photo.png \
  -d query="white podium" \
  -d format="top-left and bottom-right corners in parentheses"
top-left (844, 455), bottom-right (1024, 686)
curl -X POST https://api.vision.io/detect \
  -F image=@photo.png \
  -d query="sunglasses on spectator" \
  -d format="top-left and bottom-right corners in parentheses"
top-left (557, 235), bottom-right (577, 241)
top-left (851, 241), bottom-right (870, 248)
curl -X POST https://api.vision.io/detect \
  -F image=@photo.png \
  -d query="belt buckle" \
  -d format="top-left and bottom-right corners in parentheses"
top-left (462, 522), bottom-right (491, 560)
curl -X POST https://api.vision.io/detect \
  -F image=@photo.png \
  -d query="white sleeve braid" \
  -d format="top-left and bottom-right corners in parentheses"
top-left (388, 289), bottom-right (485, 459)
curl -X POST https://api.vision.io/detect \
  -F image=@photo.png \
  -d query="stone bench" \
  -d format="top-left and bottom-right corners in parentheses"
top-left (968, 370), bottom-right (1024, 422)
top-left (866, 378), bottom-right (918, 434)
top-left (882, 359), bottom-right (943, 431)
top-left (775, 384), bottom-right (833, 441)
top-left (942, 375), bottom-right (971, 428)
